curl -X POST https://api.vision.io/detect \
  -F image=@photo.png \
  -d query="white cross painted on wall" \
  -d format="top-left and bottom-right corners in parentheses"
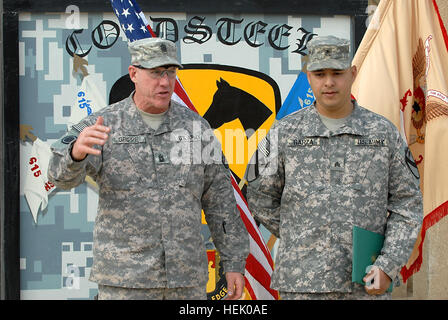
top-left (21, 19), bottom-right (57, 71)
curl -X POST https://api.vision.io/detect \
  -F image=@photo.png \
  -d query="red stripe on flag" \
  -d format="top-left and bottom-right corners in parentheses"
top-left (145, 24), bottom-right (157, 37)
top-left (243, 275), bottom-right (257, 299)
top-left (230, 175), bottom-right (250, 207)
top-left (174, 81), bottom-right (198, 113)
top-left (231, 177), bottom-right (275, 270)
top-left (237, 204), bottom-right (275, 271)
top-left (246, 254), bottom-right (279, 299)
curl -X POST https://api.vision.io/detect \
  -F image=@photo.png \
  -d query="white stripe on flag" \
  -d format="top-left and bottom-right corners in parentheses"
top-left (138, 12), bottom-right (149, 26)
top-left (245, 267), bottom-right (275, 300)
top-left (232, 175), bottom-right (268, 251)
top-left (248, 233), bottom-right (273, 274)
top-left (172, 92), bottom-right (188, 108)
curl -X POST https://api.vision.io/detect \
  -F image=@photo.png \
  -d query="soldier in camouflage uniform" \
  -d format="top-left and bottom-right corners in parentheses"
top-left (48, 38), bottom-right (249, 300)
top-left (246, 36), bottom-right (423, 300)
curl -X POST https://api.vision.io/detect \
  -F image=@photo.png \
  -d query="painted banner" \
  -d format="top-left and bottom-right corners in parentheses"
top-left (18, 7), bottom-right (352, 299)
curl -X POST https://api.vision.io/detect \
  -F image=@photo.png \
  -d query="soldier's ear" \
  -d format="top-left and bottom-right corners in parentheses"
top-left (306, 70), bottom-right (312, 84)
top-left (128, 65), bottom-right (138, 84)
top-left (350, 65), bottom-right (358, 81)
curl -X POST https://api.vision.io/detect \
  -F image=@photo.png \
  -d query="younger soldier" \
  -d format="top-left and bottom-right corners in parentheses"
top-left (246, 35), bottom-right (423, 299)
top-left (48, 38), bottom-right (249, 300)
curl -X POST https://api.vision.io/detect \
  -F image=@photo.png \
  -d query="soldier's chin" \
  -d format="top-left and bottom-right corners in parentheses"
top-left (153, 98), bottom-right (171, 109)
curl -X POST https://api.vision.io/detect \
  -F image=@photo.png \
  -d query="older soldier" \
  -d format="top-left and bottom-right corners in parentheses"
top-left (246, 35), bottom-right (423, 299)
top-left (48, 38), bottom-right (249, 300)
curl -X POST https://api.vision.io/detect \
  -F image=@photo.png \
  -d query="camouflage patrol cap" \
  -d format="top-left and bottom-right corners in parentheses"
top-left (307, 35), bottom-right (351, 71)
top-left (128, 38), bottom-right (182, 69)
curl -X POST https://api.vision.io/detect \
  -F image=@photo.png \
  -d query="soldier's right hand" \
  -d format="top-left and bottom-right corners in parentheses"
top-left (71, 116), bottom-right (110, 161)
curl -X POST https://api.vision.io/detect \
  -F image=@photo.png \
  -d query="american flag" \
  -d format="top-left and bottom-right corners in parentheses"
top-left (110, 0), bottom-right (197, 112)
top-left (111, 0), bottom-right (155, 40)
top-left (110, 0), bottom-right (278, 300)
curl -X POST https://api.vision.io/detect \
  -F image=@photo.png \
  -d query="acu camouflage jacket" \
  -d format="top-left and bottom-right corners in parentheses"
top-left (247, 102), bottom-right (423, 293)
top-left (48, 95), bottom-right (249, 289)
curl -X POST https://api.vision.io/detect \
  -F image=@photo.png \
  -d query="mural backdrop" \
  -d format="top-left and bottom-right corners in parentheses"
top-left (18, 9), bottom-right (352, 299)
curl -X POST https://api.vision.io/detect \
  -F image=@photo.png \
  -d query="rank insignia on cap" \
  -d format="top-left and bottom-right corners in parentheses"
top-left (307, 35), bottom-right (351, 71)
top-left (128, 38), bottom-right (183, 69)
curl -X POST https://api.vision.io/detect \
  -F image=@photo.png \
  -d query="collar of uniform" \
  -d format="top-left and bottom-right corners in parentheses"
top-left (336, 100), bottom-right (368, 136)
top-left (301, 104), bottom-right (332, 137)
top-left (302, 101), bottom-right (367, 137)
top-left (120, 92), bottom-right (155, 135)
top-left (152, 100), bottom-right (192, 136)
top-left (123, 91), bottom-right (175, 135)
top-left (154, 103), bottom-right (175, 136)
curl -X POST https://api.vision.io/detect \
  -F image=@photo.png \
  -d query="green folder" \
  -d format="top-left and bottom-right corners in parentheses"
top-left (352, 225), bottom-right (393, 292)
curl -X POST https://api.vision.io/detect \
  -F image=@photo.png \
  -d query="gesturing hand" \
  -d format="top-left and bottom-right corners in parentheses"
top-left (71, 116), bottom-right (110, 161)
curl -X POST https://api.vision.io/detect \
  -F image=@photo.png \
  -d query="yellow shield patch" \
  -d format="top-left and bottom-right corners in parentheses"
top-left (177, 64), bottom-right (281, 180)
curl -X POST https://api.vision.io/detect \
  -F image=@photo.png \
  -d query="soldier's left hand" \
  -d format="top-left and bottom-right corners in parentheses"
top-left (225, 272), bottom-right (245, 300)
top-left (363, 266), bottom-right (392, 295)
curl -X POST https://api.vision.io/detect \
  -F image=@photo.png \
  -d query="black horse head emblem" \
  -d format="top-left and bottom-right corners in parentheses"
top-left (202, 78), bottom-right (273, 138)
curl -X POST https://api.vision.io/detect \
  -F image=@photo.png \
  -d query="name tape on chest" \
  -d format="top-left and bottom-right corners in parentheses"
top-left (289, 138), bottom-right (321, 147)
top-left (173, 133), bottom-right (202, 142)
top-left (354, 138), bottom-right (387, 147)
top-left (112, 135), bottom-right (146, 144)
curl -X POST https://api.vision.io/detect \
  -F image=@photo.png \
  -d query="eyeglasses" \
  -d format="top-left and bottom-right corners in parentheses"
top-left (133, 65), bottom-right (178, 79)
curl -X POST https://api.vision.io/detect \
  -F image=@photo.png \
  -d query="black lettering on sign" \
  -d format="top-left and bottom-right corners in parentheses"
top-left (268, 24), bottom-right (292, 50)
top-left (292, 27), bottom-right (317, 56)
top-left (244, 21), bottom-right (267, 48)
top-left (183, 16), bottom-right (213, 44)
top-left (150, 17), bottom-right (179, 43)
top-left (216, 17), bottom-right (243, 46)
top-left (66, 29), bottom-right (92, 57)
top-left (91, 20), bottom-right (120, 49)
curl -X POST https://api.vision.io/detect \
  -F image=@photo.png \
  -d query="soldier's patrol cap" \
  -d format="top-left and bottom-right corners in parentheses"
top-left (128, 38), bottom-right (183, 69)
top-left (307, 35), bottom-right (351, 71)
